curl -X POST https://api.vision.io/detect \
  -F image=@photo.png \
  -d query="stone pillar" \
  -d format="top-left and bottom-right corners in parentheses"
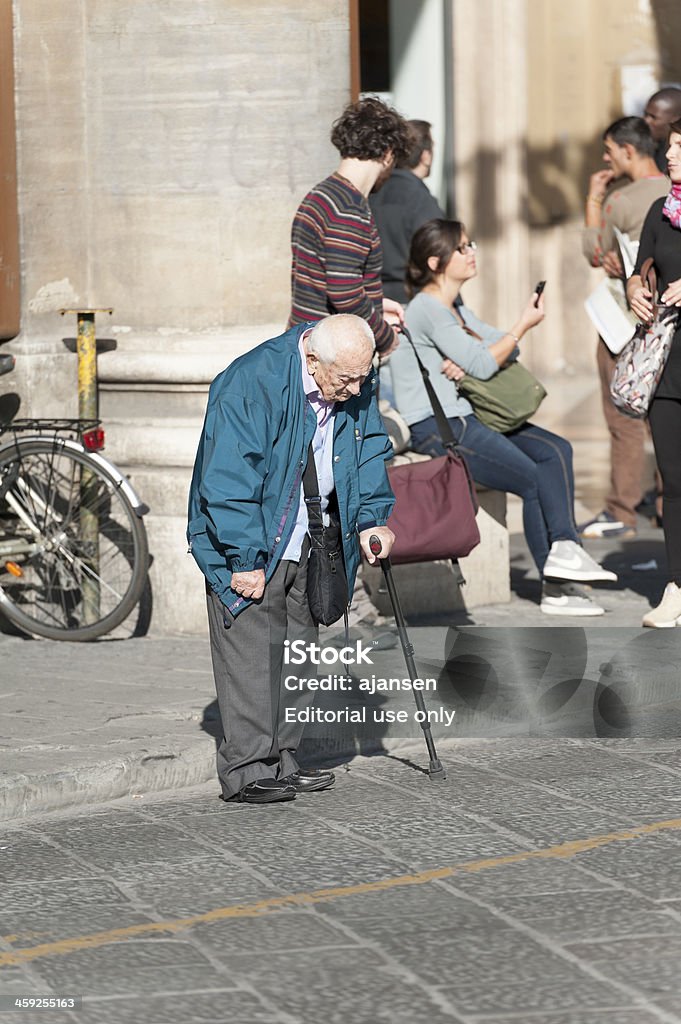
top-left (451, 0), bottom-right (531, 334)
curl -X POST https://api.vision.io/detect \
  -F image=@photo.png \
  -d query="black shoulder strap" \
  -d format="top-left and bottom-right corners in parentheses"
top-left (302, 441), bottom-right (319, 498)
top-left (400, 325), bottom-right (458, 450)
top-left (303, 442), bottom-right (324, 533)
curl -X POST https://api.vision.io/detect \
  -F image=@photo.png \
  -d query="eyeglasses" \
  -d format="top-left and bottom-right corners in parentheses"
top-left (455, 241), bottom-right (477, 254)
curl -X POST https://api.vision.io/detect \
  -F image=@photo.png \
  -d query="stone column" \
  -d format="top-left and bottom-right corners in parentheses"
top-left (451, 0), bottom-right (531, 331)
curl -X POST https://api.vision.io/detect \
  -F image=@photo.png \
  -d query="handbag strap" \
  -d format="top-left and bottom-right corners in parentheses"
top-left (639, 256), bottom-right (658, 300)
top-left (303, 443), bottom-right (324, 535)
top-left (399, 325), bottom-right (474, 582)
top-left (400, 325), bottom-right (459, 450)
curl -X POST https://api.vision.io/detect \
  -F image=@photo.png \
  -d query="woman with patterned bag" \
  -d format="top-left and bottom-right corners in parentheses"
top-left (387, 218), bottom-right (616, 617)
top-left (628, 122), bottom-right (681, 627)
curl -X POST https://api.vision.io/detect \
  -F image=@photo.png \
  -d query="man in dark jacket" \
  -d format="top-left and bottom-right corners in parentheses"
top-left (188, 314), bottom-right (395, 804)
top-left (369, 120), bottom-right (446, 305)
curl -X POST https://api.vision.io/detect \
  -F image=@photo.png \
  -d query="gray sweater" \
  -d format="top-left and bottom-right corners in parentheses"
top-left (388, 291), bottom-right (513, 424)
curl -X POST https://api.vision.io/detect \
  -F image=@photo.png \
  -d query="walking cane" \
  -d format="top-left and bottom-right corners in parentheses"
top-left (369, 535), bottom-right (447, 781)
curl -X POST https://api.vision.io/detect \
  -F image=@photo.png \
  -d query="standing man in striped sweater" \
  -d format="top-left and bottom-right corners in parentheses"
top-left (288, 96), bottom-right (412, 630)
top-left (288, 96), bottom-right (413, 357)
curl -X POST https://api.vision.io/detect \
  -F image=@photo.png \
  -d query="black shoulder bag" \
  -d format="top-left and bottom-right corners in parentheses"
top-left (303, 443), bottom-right (349, 626)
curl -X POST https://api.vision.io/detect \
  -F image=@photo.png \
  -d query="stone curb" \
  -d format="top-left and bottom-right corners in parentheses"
top-left (0, 739), bottom-right (216, 823)
top-left (0, 734), bottom-right (486, 823)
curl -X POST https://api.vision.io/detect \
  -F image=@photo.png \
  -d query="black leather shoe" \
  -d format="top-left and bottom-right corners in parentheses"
top-left (221, 779), bottom-right (297, 804)
top-left (282, 768), bottom-right (335, 793)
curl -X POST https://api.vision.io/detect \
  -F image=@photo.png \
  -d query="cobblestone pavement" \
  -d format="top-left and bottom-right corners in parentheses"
top-left (1, 374), bottom-right (680, 1021)
top-left (2, 741), bottom-right (681, 1023)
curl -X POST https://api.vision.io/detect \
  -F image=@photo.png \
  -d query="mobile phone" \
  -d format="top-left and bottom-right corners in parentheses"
top-left (534, 280), bottom-right (546, 307)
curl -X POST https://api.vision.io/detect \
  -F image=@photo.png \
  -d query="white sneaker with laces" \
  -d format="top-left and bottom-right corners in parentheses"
top-left (542, 540), bottom-right (618, 583)
top-left (540, 581), bottom-right (605, 617)
top-left (642, 582), bottom-right (681, 628)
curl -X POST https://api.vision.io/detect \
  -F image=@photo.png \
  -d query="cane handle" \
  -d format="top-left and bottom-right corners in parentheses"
top-left (369, 534), bottom-right (383, 556)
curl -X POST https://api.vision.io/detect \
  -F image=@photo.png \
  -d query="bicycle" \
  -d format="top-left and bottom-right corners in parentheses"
top-left (0, 353), bottom-right (149, 641)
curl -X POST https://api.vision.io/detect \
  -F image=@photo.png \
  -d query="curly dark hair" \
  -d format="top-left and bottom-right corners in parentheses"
top-left (406, 219), bottom-right (465, 297)
top-left (330, 96), bottom-right (412, 162)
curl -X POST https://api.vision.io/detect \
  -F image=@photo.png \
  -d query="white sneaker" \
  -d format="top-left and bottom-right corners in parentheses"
top-left (540, 581), bottom-right (605, 617)
top-left (642, 582), bottom-right (681, 628)
top-left (579, 510), bottom-right (637, 540)
top-left (542, 540), bottom-right (618, 583)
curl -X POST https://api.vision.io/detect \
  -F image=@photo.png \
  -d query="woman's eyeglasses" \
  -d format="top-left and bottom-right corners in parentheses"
top-left (455, 241), bottom-right (477, 254)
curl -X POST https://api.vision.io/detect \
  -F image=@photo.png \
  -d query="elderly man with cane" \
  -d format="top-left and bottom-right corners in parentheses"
top-left (188, 314), bottom-right (396, 805)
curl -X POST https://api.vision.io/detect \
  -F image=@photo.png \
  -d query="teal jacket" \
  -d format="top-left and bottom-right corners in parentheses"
top-left (187, 323), bottom-right (395, 616)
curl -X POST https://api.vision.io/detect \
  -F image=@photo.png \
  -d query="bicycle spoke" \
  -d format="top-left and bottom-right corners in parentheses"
top-left (54, 542), bottom-right (124, 601)
top-left (0, 440), bottom-right (147, 639)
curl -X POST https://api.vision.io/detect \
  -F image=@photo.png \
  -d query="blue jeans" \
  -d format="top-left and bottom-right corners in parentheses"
top-left (409, 414), bottom-right (579, 575)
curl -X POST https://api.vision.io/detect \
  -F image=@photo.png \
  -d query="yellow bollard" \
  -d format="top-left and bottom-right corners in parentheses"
top-left (60, 308), bottom-right (112, 421)
top-left (59, 308), bottom-right (113, 625)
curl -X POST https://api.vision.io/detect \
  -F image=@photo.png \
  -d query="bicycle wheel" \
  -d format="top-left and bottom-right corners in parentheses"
top-left (0, 438), bottom-right (148, 641)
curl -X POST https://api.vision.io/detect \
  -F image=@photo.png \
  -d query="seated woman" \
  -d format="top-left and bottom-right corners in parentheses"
top-left (388, 218), bottom-right (616, 616)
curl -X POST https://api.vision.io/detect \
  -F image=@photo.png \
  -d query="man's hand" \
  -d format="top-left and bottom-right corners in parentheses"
top-left (378, 327), bottom-right (401, 360)
top-left (378, 298), bottom-right (405, 360)
top-left (230, 569), bottom-right (266, 600)
top-left (662, 277), bottom-right (681, 306)
top-left (359, 526), bottom-right (395, 564)
top-left (602, 250), bottom-right (624, 279)
top-left (382, 297), bottom-right (405, 326)
top-left (588, 169), bottom-right (614, 201)
top-left (441, 358), bottom-right (465, 382)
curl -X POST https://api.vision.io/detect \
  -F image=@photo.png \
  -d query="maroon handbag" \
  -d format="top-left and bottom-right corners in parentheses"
top-left (387, 451), bottom-right (480, 564)
top-left (385, 327), bottom-right (480, 565)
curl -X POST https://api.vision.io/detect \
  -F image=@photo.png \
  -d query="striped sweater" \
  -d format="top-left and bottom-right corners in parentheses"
top-left (288, 173), bottom-right (394, 353)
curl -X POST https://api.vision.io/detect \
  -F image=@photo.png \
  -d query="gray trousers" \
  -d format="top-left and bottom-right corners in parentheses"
top-left (206, 545), bottom-right (318, 798)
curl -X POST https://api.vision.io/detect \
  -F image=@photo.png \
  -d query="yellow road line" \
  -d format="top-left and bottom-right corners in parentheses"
top-left (2, 815), bottom-right (680, 968)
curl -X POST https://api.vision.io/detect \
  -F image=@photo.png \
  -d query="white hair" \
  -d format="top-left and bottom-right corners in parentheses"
top-left (307, 315), bottom-right (375, 364)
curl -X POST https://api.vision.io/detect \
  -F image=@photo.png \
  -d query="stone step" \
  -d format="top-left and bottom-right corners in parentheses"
top-left (99, 386), bottom-right (209, 421)
top-left (114, 465), bottom-right (192, 518)
top-left (96, 325), bottom-right (283, 384)
top-left (99, 419), bottom-right (203, 468)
